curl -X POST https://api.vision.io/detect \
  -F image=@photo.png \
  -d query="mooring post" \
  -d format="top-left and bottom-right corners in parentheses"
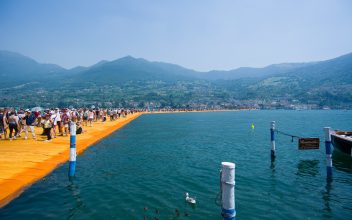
top-left (323, 127), bottom-right (333, 179)
top-left (221, 162), bottom-right (236, 220)
top-left (69, 121), bottom-right (77, 177)
top-left (271, 121), bottom-right (276, 160)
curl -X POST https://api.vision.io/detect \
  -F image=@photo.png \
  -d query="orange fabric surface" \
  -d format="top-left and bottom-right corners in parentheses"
top-left (0, 113), bottom-right (141, 208)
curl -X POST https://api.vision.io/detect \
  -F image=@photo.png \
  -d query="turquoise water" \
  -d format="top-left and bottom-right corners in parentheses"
top-left (1, 110), bottom-right (352, 219)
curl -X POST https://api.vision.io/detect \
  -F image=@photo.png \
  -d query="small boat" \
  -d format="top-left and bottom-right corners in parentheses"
top-left (331, 131), bottom-right (352, 156)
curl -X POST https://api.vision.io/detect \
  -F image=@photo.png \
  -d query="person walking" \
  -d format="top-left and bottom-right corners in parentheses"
top-left (61, 109), bottom-right (71, 136)
top-left (23, 110), bottom-right (37, 140)
top-left (83, 109), bottom-right (89, 126)
top-left (88, 110), bottom-right (94, 127)
top-left (2, 108), bottom-right (9, 139)
top-left (8, 111), bottom-right (20, 141)
top-left (0, 109), bottom-right (5, 140)
top-left (43, 114), bottom-right (52, 141)
top-left (51, 108), bottom-right (61, 138)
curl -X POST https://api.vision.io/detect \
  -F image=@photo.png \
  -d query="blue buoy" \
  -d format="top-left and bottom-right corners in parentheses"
top-left (69, 122), bottom-right (77, 177)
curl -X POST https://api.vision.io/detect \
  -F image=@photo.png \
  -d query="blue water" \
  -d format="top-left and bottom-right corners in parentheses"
top-left (1, 110), bottom-right (352, 220)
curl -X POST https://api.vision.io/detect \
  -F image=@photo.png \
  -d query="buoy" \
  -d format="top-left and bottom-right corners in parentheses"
top-left (324, 127), bottom-right (333, 179)
top-left (185, 192), bottom-right (196, 204)
top-left (221, 162), bottom-right (236, 220)
top-left (68, 122), bottom-right (77, 178)
top-left (251, 123), bottom-right (255, 129)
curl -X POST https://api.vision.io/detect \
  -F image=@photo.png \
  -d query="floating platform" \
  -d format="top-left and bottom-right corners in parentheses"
top-left (0, 113), bottom-right (142, 208)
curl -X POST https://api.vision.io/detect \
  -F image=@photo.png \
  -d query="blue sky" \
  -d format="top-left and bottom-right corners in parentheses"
top-left (0, 0), bottom-right (352, 71)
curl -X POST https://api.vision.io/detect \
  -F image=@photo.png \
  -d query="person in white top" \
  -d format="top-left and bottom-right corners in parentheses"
top-left (51, 108), bottom-right (61, 138)
top-left (88, 110), bottom-right (94, 127)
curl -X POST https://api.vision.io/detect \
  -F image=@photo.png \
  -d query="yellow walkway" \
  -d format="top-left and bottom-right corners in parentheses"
top-left (0, 113), bottom-right (142, 208)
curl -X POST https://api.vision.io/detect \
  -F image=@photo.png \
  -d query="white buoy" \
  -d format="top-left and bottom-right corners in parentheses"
top-left (185, 192), bottom-right (196, 204)
top-left (221, 162), bottom-right (236, 220)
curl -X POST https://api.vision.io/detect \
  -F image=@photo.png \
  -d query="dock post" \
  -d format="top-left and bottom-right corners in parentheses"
top-left (270, 121), bottom-right (276, 160)
top-left (69, 122), bottom-right (77, 177)
top-left (221, 162), bottom-right (236, 220)
top-left (323, 127), bottom-right (332, 179)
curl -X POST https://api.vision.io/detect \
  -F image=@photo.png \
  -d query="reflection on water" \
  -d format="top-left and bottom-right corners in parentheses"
top-left (332, 150), bottom-right (352, 173)
top-left (270, 158), bottom-right (276, 171)
top-left (322, 179), bottom-right (333, 218)
top-left (296, 160), bottom-right (319, 177)
top-left (66, 179), bottom-right (85, 220)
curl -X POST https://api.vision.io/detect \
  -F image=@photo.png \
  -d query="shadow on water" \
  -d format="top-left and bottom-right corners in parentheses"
top-left (270, 156), bottom-right (276, 172)
top-left (66, 178), bottom-right (86, 220)
top-left (332, 150), bottom-right (352, 174)
top-left (296, 160), bottom-right (319, 177)
top-left (322, 178), bottom-right (333, 218)
top-left (142, 202), bottom-right (195, 220)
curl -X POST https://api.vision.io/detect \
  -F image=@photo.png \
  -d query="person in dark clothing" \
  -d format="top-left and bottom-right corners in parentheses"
top-left (8, 111), bottom-right (20, 140)
top-left (0, 109), bottom-right (4, 139)
top-left (43, 114), bottom-right (52, 141)
top-left (76, 122), bottom-right (84, 135)
top-left (23, 110), bottom-right (36, 140)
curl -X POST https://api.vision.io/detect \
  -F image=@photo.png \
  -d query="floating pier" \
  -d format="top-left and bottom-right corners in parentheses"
top-left (0, 113), bottom-right (142, 208)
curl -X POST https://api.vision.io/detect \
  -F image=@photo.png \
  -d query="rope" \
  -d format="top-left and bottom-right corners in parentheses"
top-left (275, 129), bottom-right (302, 142)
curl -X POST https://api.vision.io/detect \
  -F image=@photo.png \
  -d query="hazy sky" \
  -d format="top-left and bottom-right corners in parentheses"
top-left (1, 0), bottom-right (352, 71)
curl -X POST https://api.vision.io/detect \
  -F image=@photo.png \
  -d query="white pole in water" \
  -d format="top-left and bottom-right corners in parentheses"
top-left (68, 122), bottom-right (77, 177)
top-left (221, 162), bottom-right (236, 220)
top-left (324, 127), bottom-right (333, 179)
top-left (270, 121), bottom-right (276, 160)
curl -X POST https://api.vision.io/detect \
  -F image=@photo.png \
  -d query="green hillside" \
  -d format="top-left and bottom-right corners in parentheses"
top-left (0, 50), bottom-right (351, 109)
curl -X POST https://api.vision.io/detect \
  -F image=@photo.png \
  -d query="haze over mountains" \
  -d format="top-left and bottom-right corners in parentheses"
top-left (0, 50), bottom-right (351, 109)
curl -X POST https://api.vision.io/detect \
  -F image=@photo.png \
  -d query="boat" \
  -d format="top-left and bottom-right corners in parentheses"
top-left (331, 131), bottom-right (352, 156)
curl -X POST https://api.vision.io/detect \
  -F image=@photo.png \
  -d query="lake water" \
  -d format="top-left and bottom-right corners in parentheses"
top-left (1, 110), bottom-right (352, 220)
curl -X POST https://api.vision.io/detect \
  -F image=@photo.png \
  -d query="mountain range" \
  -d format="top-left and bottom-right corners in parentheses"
top-left (0, 50), bottom-right (351, 109)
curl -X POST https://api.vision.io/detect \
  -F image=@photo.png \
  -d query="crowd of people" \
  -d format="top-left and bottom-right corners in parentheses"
top-left (0, 108), bottom-right (138, 142)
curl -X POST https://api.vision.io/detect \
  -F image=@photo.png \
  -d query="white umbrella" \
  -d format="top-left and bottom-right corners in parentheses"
top-left (31, 107), bottom-right (43, 112)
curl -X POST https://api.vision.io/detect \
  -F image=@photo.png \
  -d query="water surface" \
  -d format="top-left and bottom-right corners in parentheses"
top-left (1, 110), bottom-right (351, 219)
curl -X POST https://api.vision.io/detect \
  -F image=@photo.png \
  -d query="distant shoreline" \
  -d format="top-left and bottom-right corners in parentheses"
top-left (147, 109), bottom-right (254, 114)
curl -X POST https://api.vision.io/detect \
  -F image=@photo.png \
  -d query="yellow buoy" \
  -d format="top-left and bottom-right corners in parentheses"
top-left (251, 123), bottom-right (255, 129)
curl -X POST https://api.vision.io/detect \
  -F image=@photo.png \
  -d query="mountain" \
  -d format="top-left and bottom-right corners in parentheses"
top-left (71, 56), bottom-right (198, 85)
top-left (0, 50), bottom-right (67, 87)
top-left (243, 53), bottom-right (352, 105)
top-left (197, 62), bottom-right (315, 80)
top-left (285, 52), bottom-right (352, 83)
top-left (0, 50), bottom-right (351, 108)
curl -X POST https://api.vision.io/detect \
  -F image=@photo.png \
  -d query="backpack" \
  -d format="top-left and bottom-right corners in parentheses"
top-left (26, 114), bottom-right (36, 125)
